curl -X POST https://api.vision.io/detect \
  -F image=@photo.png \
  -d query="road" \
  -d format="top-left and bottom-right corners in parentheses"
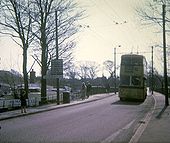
top-left (0, 94), bottom-right (154, 143)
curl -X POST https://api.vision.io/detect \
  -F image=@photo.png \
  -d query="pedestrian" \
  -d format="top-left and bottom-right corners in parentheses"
top-left (105, 83), bottom-right (110, 93)
top-left (20, 88), bottom-right (27, 113)
top-left (81, 82), bottom-right (87, 100)
top-left (86, 82), bottom-right (92, 98)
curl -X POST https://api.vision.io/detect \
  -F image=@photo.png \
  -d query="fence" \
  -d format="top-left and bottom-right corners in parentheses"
top-left (0, 97), bottom-right (40, 110)
top-left (0, 92), bottom-right (80, 110)
top-left (0, 87), bottom-right (110, 110)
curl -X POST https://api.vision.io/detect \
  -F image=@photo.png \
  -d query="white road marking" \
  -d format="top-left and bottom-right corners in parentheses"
top-left (101, 119), bottom-right (136, 143)
top-left (129, 94), bottom-right (156, 143)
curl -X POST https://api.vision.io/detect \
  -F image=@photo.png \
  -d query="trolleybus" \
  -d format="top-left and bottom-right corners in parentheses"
top-left (119, 54), bottom-right (147, 101)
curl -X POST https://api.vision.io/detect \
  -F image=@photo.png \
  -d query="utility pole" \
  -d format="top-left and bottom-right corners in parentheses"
top-left (114, 47), bottom-right (116, 94)
top-left (162, 4), bottom-right (169, 106)
top-left (113, 45), bottom-right (121, 94)
top-left (151, 46), bottom-right (154, 95)
top-left (55, 10), bottom-right (60, 105)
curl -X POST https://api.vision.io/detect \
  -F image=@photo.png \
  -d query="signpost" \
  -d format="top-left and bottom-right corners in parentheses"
top-left (51, 59), bottom-right (63, 105)
top-left (51, 59), bottom-right (63, 76)
top-left (54, 10), bottom-right (63, 105)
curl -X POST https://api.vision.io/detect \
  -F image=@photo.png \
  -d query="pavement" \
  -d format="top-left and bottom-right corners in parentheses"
top-left (0, 92), bottom-right (170, 143)
top-left (137, 92), bottom-right (170, 143)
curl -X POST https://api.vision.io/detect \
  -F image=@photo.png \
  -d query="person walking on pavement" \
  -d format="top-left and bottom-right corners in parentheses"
top-left (86, 82), bottom-right (92, 98)
top-left (20, 88), bottom-right (27, 113)
top-left (81, 82), bottom-right (87, 100)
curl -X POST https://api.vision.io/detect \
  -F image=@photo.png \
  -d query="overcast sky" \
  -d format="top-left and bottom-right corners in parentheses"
top-left (75, 0), bottom-right (164, 76)
top-left (0, 0), bottom-right (168, 76)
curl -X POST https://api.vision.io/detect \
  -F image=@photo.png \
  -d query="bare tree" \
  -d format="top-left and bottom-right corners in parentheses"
top-left (77, 61), bottom-right (99, 79)
top-left (0, 0), bottom-right (34, 98)
top-left (103, 60), bottom-right (114, 77)
top-left (29, 0), bottom-right (85, 102)
top-left (88, 62), bottom-right (100, 79)
top-left (64, 61), bottom-right (78, 79)
top-left (136, 0), bottom-right (170, 77)
top-left (136, 0), bottom-right (170, 32)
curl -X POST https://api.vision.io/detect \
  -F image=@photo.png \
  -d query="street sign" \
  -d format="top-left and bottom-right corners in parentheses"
top-left (51, 59), bottom-right (63, 76)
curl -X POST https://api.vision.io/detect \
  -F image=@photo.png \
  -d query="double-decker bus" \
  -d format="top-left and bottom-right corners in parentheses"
top-left (119, 54), bottom-right (147, 101)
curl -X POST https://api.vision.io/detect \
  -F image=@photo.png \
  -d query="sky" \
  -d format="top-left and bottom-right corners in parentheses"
top-left (0, 0), bottom-right (168, 77)
top-left (75, 0), bottom-right (165, 76)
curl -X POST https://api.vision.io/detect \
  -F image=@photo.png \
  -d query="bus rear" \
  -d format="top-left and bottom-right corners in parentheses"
top-left (119, 54), bottom-right (147, 101)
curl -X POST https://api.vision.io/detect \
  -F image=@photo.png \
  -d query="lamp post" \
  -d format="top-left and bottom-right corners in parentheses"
top-left (114, 45), bottom-right (121, 94)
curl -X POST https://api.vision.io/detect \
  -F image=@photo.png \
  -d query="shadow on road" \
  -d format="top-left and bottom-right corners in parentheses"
top-left (156, 105), bottom-right (168, 119)
top-left (111, 100), bottom-right (143, 106)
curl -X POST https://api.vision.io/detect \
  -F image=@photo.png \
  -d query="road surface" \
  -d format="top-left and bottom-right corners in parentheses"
top-left (0, 94), bottom-right (154, 143)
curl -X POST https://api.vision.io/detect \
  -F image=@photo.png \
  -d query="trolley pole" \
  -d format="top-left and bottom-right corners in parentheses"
top-left (162, 4), bottom-right (169, 106)
top-left (55, 10), bottom-right (60, 105)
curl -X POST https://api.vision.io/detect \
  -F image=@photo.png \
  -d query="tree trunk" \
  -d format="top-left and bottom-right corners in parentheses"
top-left (41, 60), bottom-right (47, 103)
top-left (40, 30), bottom-right (47, 103)
top-left (23, 48), bottom-right (29, 99)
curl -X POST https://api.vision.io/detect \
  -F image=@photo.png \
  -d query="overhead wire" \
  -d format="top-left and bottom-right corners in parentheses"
top-left (102, 0), bottom-right (126, 22)
top-left (87, 0), bottom-right (116, 25)
top-left (102, 0), bottom-right (141, 48)
top-left (85, 0), bottom-right (132, 48)
top-left (80, 1), bottom-right (160, 65)
top-left (86, 0), bottom-right (161, 49)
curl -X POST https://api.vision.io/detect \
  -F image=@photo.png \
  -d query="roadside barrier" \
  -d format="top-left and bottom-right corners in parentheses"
top-left (0, 92), bottom-right (80, 110)
top-left (0, 97), bottom-right (40, 109)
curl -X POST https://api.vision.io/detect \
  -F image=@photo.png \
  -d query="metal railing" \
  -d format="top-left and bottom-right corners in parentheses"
top-left (0, 92), bottom-right (82, 110)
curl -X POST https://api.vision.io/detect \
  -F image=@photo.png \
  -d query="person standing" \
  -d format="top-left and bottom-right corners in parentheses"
top-left (20, 88), bottom-right (27, 113)
top-left (86, 82), bottom-right (92, 98)
top-left (81, 82), bottom-right (87, 100)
